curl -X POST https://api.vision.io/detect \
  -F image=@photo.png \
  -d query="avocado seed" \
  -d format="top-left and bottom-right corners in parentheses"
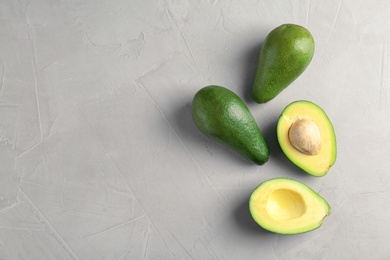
top-left (288, 119), bottom-right (322, 155)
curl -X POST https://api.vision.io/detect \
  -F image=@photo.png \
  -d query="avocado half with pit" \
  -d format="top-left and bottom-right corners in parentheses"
top-left (249, 178), bottom-right (331, 234)
top-left (277, 100), bottom-right (337, 177)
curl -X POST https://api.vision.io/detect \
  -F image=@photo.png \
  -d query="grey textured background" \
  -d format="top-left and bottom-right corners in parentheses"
top-left (0, 0), bottom-right (389, 259)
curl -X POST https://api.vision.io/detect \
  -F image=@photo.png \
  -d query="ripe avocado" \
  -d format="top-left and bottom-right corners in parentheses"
top-left (192, 85), bottom-right (269, 165)
top-left (277, 100), bottom-right (337, 176)
top-left (249, 178), bottom-right (331, 234)
top-left (252, 24), bottom-right (315, 103)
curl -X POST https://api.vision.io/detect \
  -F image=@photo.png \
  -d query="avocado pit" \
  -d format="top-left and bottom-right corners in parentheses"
top-left (288, 118), bottom-right (321, 155)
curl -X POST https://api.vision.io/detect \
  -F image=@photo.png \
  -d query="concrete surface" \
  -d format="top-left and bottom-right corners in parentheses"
top-left (0, 0), bottom-right (389, 259)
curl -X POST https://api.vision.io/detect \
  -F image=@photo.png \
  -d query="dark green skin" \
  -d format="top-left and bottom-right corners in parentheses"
top-left (192, 85), bottom-right (269, 165)
top-left (252, 24), bottom-right (315, 103)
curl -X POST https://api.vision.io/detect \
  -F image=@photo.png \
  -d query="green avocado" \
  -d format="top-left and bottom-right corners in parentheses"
top-left (249, 178), bottom-right (331, 234)
top-left (192, 85), bottom-right (269, 165)
top-left (252, 24), bottom-right (315, 103)
top-left (277, 100), bottom-right (337, 177)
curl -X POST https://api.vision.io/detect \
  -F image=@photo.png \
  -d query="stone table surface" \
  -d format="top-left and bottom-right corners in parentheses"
top-left (0, 0), bottom-right (389, 259)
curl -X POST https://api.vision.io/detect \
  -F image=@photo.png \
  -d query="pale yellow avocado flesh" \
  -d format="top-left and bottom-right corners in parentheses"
top-left (249, 178), bottom-right (331, 234)
top-left (277, 100), bottom-right (337, 177)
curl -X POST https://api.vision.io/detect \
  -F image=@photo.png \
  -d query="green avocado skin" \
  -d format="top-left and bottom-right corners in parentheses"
top-left (252, 24), bottom-right (315, 103)
top-left (192, 85), bottom-right (269, 165)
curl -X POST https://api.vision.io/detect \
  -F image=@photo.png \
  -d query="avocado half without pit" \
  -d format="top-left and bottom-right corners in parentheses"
top-left (277, 100), bottom-right (337, 176)
top-left (249, 178), bottom-right (331, 234)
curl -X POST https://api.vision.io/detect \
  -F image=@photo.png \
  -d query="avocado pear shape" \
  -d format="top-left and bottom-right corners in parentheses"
top-left (252, 24), bottom-right (315, 103)
top-left (277, 100), bottom-right (337, 176)
top-left (249, 178), bottom-right (331, 234)
top-left (192, 85), bottom-right (269, 165)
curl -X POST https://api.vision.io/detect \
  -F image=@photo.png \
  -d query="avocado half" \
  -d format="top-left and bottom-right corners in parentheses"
top-left (277, 100), bottom-right (337, 177)
top-left (249, 178), bottom-right (331, 234)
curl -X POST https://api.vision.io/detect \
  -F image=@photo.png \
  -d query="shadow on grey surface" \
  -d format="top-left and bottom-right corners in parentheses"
top-left (260, 117), bottom-right (310, 178)
top-left (241, 42), bottom-right (262, 104)
top-left (174, 99), bottom-right (260, 167)
top-left (233, 195), bottom-right (275, 236)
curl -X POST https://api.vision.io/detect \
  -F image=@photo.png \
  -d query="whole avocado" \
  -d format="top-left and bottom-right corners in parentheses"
top-left (252, 24), bottom-right (315, 103)
top-left (192, 85), bottom-right (269, 165)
